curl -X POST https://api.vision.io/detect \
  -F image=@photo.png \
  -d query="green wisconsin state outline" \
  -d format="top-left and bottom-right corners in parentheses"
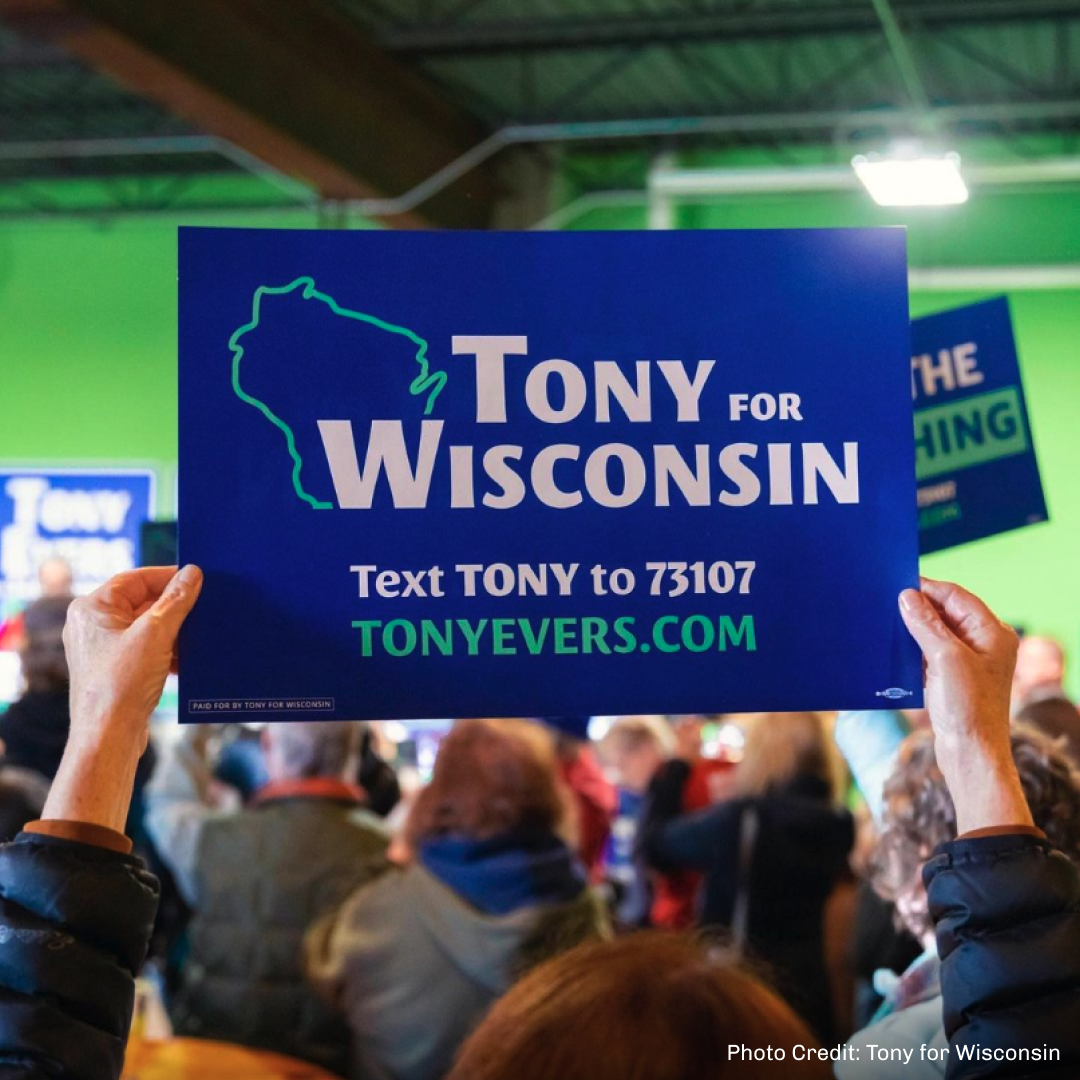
top-left (228, 276), bottom-right (447, 510)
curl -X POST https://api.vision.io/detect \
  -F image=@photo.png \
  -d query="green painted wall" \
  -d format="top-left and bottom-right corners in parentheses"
top-left (0, 206), bottom-right (332, 513)
top-left (911, 290), bottom-right (1079, 696)
top-left (0, 175), bottom-right (1077, 690)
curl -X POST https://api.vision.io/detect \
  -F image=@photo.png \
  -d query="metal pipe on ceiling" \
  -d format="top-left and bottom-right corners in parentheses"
top-left (341, 100), bottom-right (1080, 217)
top-left (868, 0), bottom-right (934, 116)
top-left (0, 135), bottom-right (318, 206)
top-left (8, 100), bottom-right (1080, 221)
top-left (648, 156), bottom-right (1080, 198)
top-left (381, 1), bottom-right (1080, 55)
top-left (0, 201), bottom-right (323, 221)
top-left (5, 143), bottom-right (1078, 291)
top-left (0, 136), bottom-right (220, 159)
top-left (909, 265), bottom-right (1080, 290)
top-left (529, 189), bottom-right (652, 231)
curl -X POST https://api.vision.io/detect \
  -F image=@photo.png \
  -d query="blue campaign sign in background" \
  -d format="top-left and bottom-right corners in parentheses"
top-left (178, 227), bottom-right (922, 722)
top-left (0, 468), bottom-right (155, 613)
top-left (912, 297), bottom-right (1048, 555)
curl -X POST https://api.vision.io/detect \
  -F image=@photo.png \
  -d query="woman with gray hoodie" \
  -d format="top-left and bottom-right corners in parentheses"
top-left (304, 718), bottom-right (609, 1080)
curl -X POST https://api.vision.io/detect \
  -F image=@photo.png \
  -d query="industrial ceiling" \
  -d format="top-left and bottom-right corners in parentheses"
top-left (1, 0), bottom-right (1079, 222)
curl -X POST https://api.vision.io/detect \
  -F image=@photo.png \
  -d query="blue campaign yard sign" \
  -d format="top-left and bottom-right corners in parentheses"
top-left (912, 298), bottom-right (1048, 555)
top-left (0, 468), bottom-right (155, 612)
top-left (178, 227), bottom-right (922, 722)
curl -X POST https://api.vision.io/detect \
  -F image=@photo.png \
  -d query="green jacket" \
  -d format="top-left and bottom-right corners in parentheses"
top-left (146, 745), bottom-right (390, 1077)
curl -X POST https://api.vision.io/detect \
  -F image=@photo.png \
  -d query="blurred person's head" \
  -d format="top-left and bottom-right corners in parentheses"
top-left (541, 718), bottom-right (594, 768)
top-left (448, 932), bottom-right (831, 1080)
top-left (1015, 696), bottom-right (1080, 766)
top-left (262, 721), bottom-right (361, 783)
top-left (734, 712), bottom-right (834, 801)
top-left (872, 724), bottom-right (1080, 945)
top-left (19, 596), bottom-right (72, 694)
top-left (37, 557), bottom-right (73, 599)
top-left (669, 715), bottom-right (706, 760)
top-left (406, 719), bottom-right (565, 849)
top-left (543, 717), bottom-right (591, 745)
top-left (1012, 635), bottom-right (1066, 710)
top-left (599, 715), bottom-right (673, 793)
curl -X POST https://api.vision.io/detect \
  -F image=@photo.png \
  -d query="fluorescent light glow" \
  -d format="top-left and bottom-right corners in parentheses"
top-left (852, 152), bottom-right (968, 207)
top-left (381, 720), bottom-right (410, 744)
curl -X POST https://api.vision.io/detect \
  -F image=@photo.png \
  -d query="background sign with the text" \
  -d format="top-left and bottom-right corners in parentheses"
top-left (912, 297), bottom-right (1048, 554)
top-left (0, 467), bottom-right (155, 613)
top-left (179, 227), bottom-right (921, 721)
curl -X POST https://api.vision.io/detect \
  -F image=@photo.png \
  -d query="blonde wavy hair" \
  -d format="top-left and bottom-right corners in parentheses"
top-left (734, 712), bottom-right (837, 802)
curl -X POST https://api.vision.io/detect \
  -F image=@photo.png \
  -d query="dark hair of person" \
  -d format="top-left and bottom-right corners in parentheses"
top-left (872, 724), bottom-right (1080, 937)
top-left (19, 596), bottom-right (72, 694)
top-left (448, 932), bottom-right (832, 1080)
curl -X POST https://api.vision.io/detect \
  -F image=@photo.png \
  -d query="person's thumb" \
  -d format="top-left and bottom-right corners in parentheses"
top-left (142, 564), bottom-right (204, 639)
top-left (899, 588), bottom-right (961, 663)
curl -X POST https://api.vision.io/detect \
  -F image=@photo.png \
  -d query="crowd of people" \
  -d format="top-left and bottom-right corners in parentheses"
top-left (0, 559), bottom-right (1078, 1079)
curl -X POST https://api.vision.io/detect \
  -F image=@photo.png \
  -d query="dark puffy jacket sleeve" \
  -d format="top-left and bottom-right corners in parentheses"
top-left (925, 833), bottom-right (1080, 1078)
top-left (0, 834), bottom-right (160, 1079)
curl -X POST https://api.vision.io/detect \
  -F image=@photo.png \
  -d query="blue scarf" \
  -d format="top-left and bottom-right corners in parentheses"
top-left (420, 830), bottom-right (586, 916)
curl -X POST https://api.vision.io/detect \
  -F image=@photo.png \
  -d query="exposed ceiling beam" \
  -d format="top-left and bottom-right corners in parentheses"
top-left (381, 0), bottom-right (1080, 55)
top-left (0, 0), bottom-right (499, 227)
top-left (869, 0), bottom-right (933, 115)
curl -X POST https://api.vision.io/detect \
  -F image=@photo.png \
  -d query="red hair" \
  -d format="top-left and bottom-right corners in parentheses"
top-left (449, 933), bottom-right (831, 1080)
top-left (406, 719), bottom-right (566, 848)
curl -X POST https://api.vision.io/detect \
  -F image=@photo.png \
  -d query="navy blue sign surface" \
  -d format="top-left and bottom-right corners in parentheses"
top-left (912, 298), bottom-right (1048, 555)
top-left (178, 227), bottom-right (922, 721)
top-left (0, 468), bottom-right (154, 614)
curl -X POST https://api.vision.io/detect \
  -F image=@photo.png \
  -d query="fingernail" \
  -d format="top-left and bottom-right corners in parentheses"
top-left (178, 564), bottom-right (201, 586)
top-left (899, 589), bottom-right (920, 612)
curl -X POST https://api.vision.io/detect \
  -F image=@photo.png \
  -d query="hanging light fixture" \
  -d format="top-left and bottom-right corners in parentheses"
top-left (852, 149), bottom-right (969, 207)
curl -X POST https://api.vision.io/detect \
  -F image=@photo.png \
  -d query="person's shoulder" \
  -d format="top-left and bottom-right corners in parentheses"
top-left (549, 883), bottom-right (611, 932)
top-left (339, 803), bottom-right (392, 834)
top-left (774, 786), bottom-right (854, 833)
top-left (840, 1000), bottom-right (947, 1079)
top-left (692, 792), bottom-right (748, 822)
top-left (853, 1001), bottom-right (939, 1042)
top-left (295, 799), bottom-right (391, 847)
top-left (331, 861), bottom-right (412, 928)
top-left (225, 797), bottom-right (388, 850)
